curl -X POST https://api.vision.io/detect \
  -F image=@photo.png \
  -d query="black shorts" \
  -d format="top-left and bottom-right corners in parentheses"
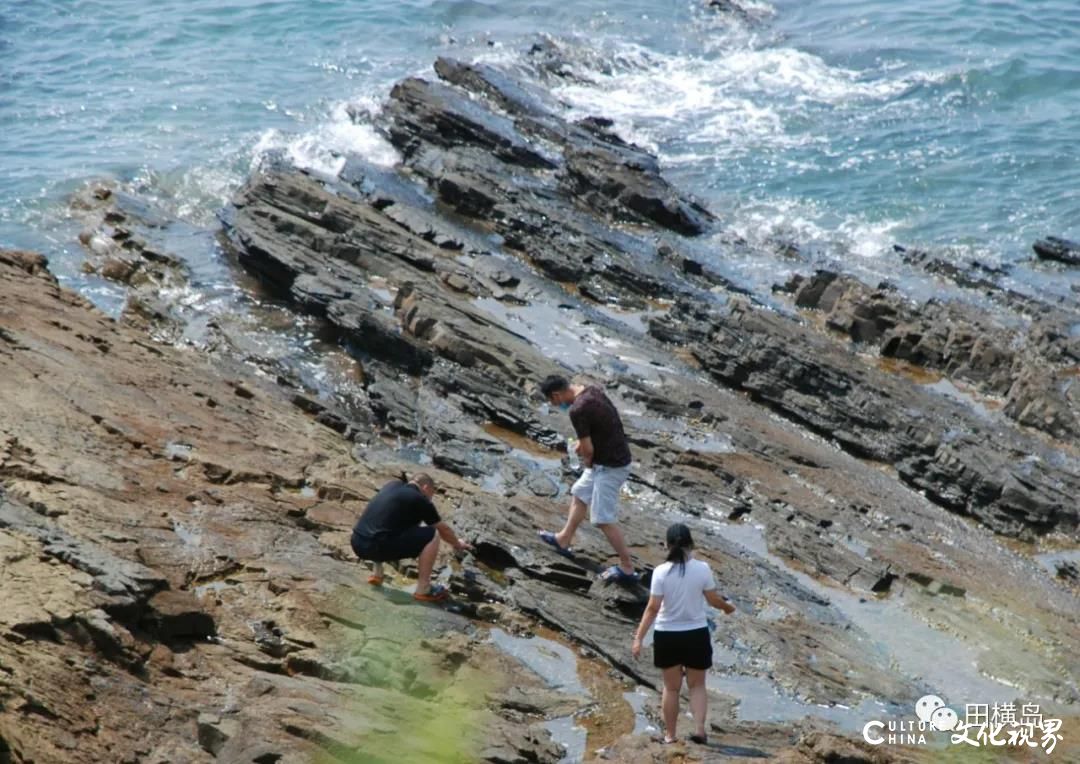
top-left (653, 627), bottom-right (712, 670)
top-left (351, 526), bottom-right (435, 562)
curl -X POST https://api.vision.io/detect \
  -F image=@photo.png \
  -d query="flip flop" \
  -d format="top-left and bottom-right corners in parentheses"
top-left (650, 735), bottom-right (678, 745)
top-left (413, 584), bottom-right (450, 602)
top-left (367, 574), bottom-right (384, 586)
top-left (538, 531), bottom-right (575, 559)
top-left (689, 734), bottom-right (708, 745)
top-left (599, 565), bottom-right (638, 584)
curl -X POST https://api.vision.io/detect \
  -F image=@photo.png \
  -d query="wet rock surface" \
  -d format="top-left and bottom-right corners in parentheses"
top-left (4, 52), bottom-right (1080, 764)
top-left (652, 295), bottom-right (1080, 539)
top-left (1034, 236), bottom-right (1080, 267)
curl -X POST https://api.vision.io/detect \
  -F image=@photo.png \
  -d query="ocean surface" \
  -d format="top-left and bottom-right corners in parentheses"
top-left (3, 0), bottom-right (1080, 306)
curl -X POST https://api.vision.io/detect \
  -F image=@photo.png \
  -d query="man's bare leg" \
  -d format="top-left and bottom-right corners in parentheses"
top-left (555, 495), bottom-right (588, 549)
top-left (597, 522), bottom-right (634, 574)
top-left (415, 535), bottom-right (440, 593)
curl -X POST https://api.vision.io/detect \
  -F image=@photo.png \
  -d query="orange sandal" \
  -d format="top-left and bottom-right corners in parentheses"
top-left (367, 574), bottom-right (384, 586)
top-left (413, 584), bottom-right (449, 602)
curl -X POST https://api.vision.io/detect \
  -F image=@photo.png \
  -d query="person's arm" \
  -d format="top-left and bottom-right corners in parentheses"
top-left (569, 405), bottom-right (594, 468)
top-left (433, 521), bottom-right (473, 552)
top-left (705, 589), bottom-right (736, 615)
top-left (576, 436), bottom-right (594, 468)
top-left (632, 594), bottom-right (662, 659)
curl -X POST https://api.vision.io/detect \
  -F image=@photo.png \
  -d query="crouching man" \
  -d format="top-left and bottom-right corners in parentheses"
top-left (351, 473), bottom-right (472, 602)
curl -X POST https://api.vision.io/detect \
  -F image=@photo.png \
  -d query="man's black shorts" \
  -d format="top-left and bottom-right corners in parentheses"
top-left (351, 525), bottom-right (435, 562)
top-left (653, 627), bottom-right (712, 670)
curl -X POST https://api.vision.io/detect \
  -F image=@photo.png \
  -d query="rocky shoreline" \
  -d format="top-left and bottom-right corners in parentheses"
top-left (2, 46), bottom-right (1078, 764)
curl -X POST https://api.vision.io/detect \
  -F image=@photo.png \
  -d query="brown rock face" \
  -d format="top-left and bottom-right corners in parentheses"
top-left (0, 251), bottom-right (564, 763)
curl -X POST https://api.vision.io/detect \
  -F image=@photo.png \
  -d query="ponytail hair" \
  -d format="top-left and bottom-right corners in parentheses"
top-left (665, 523), bottom-right (694, 576)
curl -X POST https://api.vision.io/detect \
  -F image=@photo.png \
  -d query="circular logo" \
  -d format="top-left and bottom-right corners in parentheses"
top-left (931, 706), bottom-right (960, 732)
top-left (915, 695), bottom-right (946, 723)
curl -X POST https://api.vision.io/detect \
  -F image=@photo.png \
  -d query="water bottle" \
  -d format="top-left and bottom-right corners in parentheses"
top-left (567, 436), bottom-right (580, 470)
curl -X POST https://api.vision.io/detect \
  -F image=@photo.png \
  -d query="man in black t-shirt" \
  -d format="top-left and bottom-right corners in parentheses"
top-left (537, 375), bottom-right (637, 584)
top-left (351, 473), bottom-right (472, 602)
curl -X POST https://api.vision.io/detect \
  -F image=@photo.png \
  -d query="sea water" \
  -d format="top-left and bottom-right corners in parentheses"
top-left (3, 0), bottom-right (1079, 305)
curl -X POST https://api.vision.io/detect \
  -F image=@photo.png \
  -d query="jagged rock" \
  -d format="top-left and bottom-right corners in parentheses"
top-left (375, 58), bottom-right (714, 306)
top-left (71, 183), bottom-right (190, 291)
top-left (385, 77), bottom-right (558, 170)
top-left (1033, 236), bottom-right (1080, 266)
top-left (524, 36), bottom-right (588, 82)
top-left (478, 722), bottom-right (565, 763)
top-left (651, 298), bottom-right (1080, 538)
top-left (1004, 368), bottom-right (1080, 440)
top-left (145, 590), bottom-right (216, 640)
top-left (0, 498), bottom-right (167, 609)
top-left (707, 0), bottom-right (758, 24)
top-left (197, 712), bottom-right (239, 756)
top-left (785, 270), bottom-right (1080, 442)
top-left (783, 729), bottom-right (894, 763)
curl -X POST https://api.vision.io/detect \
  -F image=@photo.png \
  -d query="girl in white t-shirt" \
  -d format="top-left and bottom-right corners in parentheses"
top-left (632, 523), bottom-right (735, 745)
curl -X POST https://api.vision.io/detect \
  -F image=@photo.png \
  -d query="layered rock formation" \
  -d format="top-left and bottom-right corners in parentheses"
top-left (2, 48), bottom-right (1079, 764)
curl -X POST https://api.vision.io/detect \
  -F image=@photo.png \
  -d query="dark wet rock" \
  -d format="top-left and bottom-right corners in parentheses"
top-left (367, 378), bottom-right (421, 435)
top-left (525, 36), bottom-right (589, 82)
top-left (1056, 561), bottom-right (1079, 582)
top-left (651, 297), bottom-right (1080, 538)
top-left (372, 58), bottom-right (716, 307)
top-left (225, 166), bottom-right (564, 393)
top-left (563, 144), bottom-right (714, 235)
top-left (451, 490), bottom-right (922, 710)
top-left (1034, 236), bottom-right (1080, 266)
top-left (71, 183), bottom-right (190, 292)
top-left (894, 244), bottom-right (1011, 293)
top-left (386, 77), bottom-right (557, 171)
top-left (707, 0), bottom-right (758, 23)
top-left (434, 57), bottom-right (570, 132)
top-left (784, 269), bottom-right (1080, 443)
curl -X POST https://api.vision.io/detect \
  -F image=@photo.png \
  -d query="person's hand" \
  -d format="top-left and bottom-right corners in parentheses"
top-left (456, 540), bottom-right (475, 553)
top-left (631, 636), bottom-right (642, 660)
top-left (721, 600), bottom-right (736, 615)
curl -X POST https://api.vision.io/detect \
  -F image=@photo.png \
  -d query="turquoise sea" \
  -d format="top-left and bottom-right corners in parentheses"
top-left (3, 0), bottom-right (1080, 301)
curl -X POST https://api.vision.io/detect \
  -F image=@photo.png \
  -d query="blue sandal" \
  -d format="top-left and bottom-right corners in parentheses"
top-left (538, 531), bottom-right (575, 559)
top-left (599, 565), bottom-right (638, 584)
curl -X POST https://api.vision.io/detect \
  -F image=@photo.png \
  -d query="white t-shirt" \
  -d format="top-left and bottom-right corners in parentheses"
top-left (650, 557), bottom-right (716, 632)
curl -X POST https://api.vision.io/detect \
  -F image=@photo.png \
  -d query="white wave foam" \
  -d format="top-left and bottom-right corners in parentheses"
top-left (253, 97), bottom-right (399, 178)
top-left (549, 40), bottom-right (939, 156)
top-left (727, 196), bottom-right (902, 260)
top-left (719, 48), bottom-right (912, 103)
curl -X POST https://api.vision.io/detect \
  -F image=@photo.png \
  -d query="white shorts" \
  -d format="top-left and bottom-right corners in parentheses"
top-left (571, 464), bottom-right (631, 525)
